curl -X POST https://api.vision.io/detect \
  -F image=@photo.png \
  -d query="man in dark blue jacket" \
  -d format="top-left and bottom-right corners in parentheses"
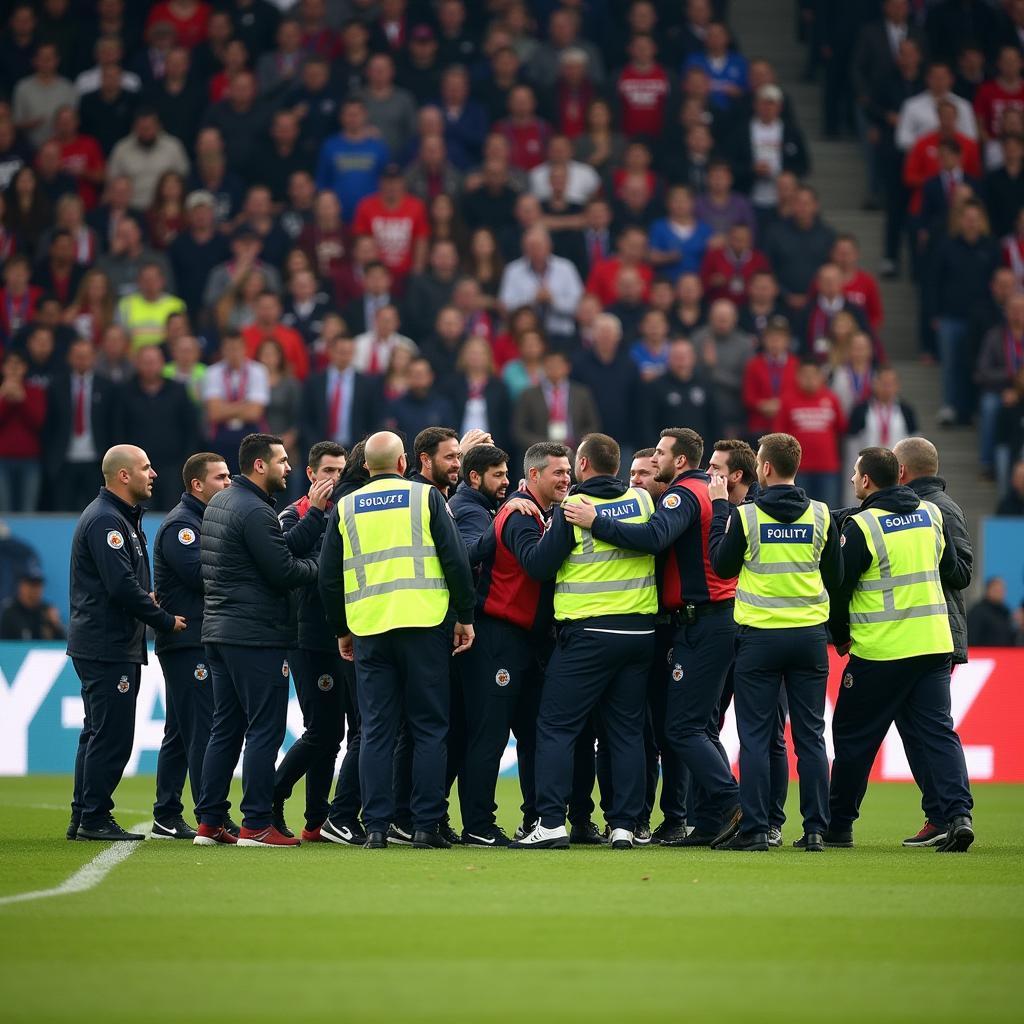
top-left (67, 444), bottom-right (186, 842)
top-left (150, 452), bottom-right (232, 841)
top-left (449, 443), bottom-right (511, 571)
top-left (192, 433), bottom-right (320, 847)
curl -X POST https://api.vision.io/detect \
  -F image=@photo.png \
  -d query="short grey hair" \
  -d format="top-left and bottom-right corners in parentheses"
top-left (524, 442), bottom-right (570, 476)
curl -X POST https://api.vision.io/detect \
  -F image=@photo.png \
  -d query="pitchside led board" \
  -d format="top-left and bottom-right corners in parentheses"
top-left (2, 642), bottom-right (1023, 780)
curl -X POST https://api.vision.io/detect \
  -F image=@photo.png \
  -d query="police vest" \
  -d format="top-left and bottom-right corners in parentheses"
top-left (735, 500), bottom-right (830, 628)
top-left (848, 500), bottom-right (953, 661)
top-left (554, 488), bottom-right (658, 621)
top-left (338, 478), bottom-right (449, 636)
top-left (118, 293), bottom-right (185, 350)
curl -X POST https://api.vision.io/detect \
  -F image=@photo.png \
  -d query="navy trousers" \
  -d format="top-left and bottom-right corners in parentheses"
top-left (71, 659), bottom-right (141, 827)
top-left (195, 643), bottom-right (290, 830)
top-left (897, 684), bottom-right (956, 828)
top-left (830, 653), bottom-right (973, 831)
top-left (327, 659), bottom-right (362, 823)
top-left (734, 625), bottom-right (830, 836)
top-left (273, 648), bottom-right (346, 829)
top-left (355, 625), bottom-right (450, 834)
top-left (535, 623), bottom-right (653, 831)
top-left (153, 647), bottom-right (214, 821)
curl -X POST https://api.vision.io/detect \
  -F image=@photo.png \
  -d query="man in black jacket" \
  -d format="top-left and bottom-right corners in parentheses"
top-left (67, 445), bottom-right (186, 841)
top-left (150, 453), bottom-right (232, 841)
top-left (449, 444), bottom-right (511, 571)
top-left (193, 433), bottom-right (319, 847)
top-left (299, 335), bottom-right (376, 457)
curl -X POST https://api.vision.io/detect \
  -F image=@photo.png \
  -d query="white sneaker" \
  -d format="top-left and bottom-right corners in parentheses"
top-left (610, 828), bottom-right (635, 849)
top-left (508, 822), bottom-right (570, 849)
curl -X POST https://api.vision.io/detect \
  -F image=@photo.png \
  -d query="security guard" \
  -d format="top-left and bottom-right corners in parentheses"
top-left (193, 433), bottom-right (320, 847)
top-left (67, 444), bottom-right (185, 841)
top-left (272, 442), bottom-right (349, 843)
top-left (708, 432), bottom-right (843, 852)
top-left (512, 432), bottom-right (658, 850)
top-left (828, 446), bottom-right (975, 852)
top-left (564, 428), bottom-right (741, 848)
top-left (319, 431), bottom-right (476, 849)
top-left (150, 452), bottom-right (232, 840)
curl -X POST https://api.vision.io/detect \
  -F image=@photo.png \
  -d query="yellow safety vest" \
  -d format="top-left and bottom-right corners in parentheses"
top-left (117, 293), bottom-right (186, 350)
top-left (554, 487), bottom-right (658, 621)
top-left (338, 477), bottom-right (449, 636)
top-left (734, 500), bottom-right (830, 628)
top-left (848, 500), bottom-right (953, 660)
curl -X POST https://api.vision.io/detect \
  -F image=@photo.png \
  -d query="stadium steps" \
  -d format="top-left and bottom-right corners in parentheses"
top-left (733, 0), bottom-right (995, 579)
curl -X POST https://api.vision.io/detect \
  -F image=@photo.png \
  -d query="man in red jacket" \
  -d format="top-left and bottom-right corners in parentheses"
top-left (242, 291), bottom-right (310, 380)
top-left (742, 316), bottom-right (798, 435)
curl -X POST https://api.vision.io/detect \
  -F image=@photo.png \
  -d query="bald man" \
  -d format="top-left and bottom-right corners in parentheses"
top-left (893, 436), bottom-right (974, 847)
top-left (319, 431), bottom-right (476, 848)
top-left (66, 445), bottom-right (187, 842)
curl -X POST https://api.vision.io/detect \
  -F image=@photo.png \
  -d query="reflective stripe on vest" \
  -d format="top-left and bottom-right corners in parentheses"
top-left (734, 499), bottom-right (830, 627)
top-left (339, 479), bottom-right (449, 635)
top-left (553, 487), bottom-right (658, 621)
top-left (848, 500), bottom-right (953, 660)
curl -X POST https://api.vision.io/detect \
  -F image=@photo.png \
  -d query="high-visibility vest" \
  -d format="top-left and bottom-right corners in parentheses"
top-left (734, 499), bottom-right (830, 628)
top-left (338, 478), bottom-right (449, 636)
top-left (848, 500), bottom-right (953, 660)
top-left (553, 487), bottom-right (658, 621)
top-left (117, 293), bottom-right (185, 350)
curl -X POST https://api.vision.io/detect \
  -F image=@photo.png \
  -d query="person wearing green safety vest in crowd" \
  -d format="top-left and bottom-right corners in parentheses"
top-left (318, 430), bottom-right (476, 850)
top-left (509, 432), bottom-right (658, 851)
top-left (708, 432), bottom-right (844, 853)
top-left (827, 446), bottom-right (975, 853)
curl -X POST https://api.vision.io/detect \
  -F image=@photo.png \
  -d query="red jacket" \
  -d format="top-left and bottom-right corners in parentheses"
top-left (903, 131), bottom-right (981, 215)
top-left (742, 353), bottom-right (798, 434)
top-left (585, 257), bottom-right (654, 305)
top-left (773, 387), bottom-right (847, 473)
top-left (0, 383), bottom-right (46, 458)
top-left (242, 323), bottom-right (310, 380)
top-left (699, 246), bottom-right (771, 304)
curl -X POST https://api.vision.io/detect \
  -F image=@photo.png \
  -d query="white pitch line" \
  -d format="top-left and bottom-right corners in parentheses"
top-left (0, 821), bottom-right (150, 909)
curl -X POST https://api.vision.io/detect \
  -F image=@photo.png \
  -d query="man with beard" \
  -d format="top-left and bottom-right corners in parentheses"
top-left (449, 444), bottom-right (512, 569)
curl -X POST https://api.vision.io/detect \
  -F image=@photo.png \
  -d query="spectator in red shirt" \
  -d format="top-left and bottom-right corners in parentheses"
top-left (773, 358), bottom-right (847, 508)
top-left (903, 99), bottom-right (981, 217)
top-left (52, 107), bottom-right (105, 211)
top-left (352, 165), bottom-right (429, 281)
top-left (146, 0), bottom-right (211, 51)
top-left (742, 315), bottom-right (799, 435)
top-left (616, 34), bottom-right (671, 140)
top-left (0, 255), bottom-right (41, 346)
top-left (242, 291), bottom-right (310, 380)
top-left (0, 349), bottom-right (46, 512)
top-left (974, 46), bottom-right (1024, 166)
top-left (494, 84), bottom-right (553, 171)
top-left (585, 225), bottom-right (653, 306)
top-left (700, 222), bottom-right (770, 304)
top-left (830, 233), bottom-right (884, 335)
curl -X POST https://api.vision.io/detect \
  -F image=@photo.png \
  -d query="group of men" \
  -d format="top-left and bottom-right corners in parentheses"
top-left (65, 419), bottom-right (976, 854)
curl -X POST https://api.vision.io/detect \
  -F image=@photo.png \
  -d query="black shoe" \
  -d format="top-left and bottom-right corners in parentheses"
top-left (822, 829), bottom-right (854, 848)
top-left (651, 819), bottom-right (689, 845)
top-left (935, 815), bottom-right (974, 853)
top-left (272, 800), bottom-right (293, 839)
top-left (633, 821), bottom-right (653, 846)
top-left (77, 816), bottom-right (145, 842)
top-left (716, 830), bottom-right (769, 852)
top-left (795, 832), bottom-right (824, 852)
top-left (321, 817), bottom-right (368, 846)
top-left (387, 823), bottom-right (414, 846)
top-left (768, 826), bottom-right (783, 848)
top-left (664, 828), bottom-right (717, 848)
top-left (710, 803), bottom-right (743, 848)
top-left (570, 820), bottom-right (607, 845)
top-left (66, 815), bottom-right (80, 841)
top-left (364, 830), bottom-right (388, 849)
top-left (151, 816), bottom-right (197, 840)
top-left (222, 815), bottom-right (240, 838)
top-left (513, 818), bottom-right (539, 842)
top-left (462, 825), bottom-right (511, 848)
top-left (438, 815), bottom-right (461, 845)
top-left (412, 828), bottom-right (452, 849)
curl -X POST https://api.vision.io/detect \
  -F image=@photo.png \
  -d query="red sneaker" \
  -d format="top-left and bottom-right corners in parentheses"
top-left (193, 823), bottom-right (238, 846)
top-left (300, 825), bottom-right (326, 842)
top-left (902, 821), bottom-right (948, 848)
top-left (237, 825), bottom-right (300, 847)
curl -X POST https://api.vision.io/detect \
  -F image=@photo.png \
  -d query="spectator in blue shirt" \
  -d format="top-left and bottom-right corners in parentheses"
top-left (315, 98), bottom-right (389, 224)
top-left (682, 22), bottom-right (748, 111)
top-left (648, 185), bottom-right (713, 283)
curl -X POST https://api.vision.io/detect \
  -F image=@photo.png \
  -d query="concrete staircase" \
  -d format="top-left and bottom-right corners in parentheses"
top-left (732, 0), bottom-right (993, 588)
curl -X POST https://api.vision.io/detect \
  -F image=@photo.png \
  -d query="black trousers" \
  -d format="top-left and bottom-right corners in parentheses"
top-left (327, 658), bottom-right (362, 823)
top-left (54, 461), bottom-right (102, 513)
top-left (71, 659), bottom-right (141, 827)
top-left (535, 623), bottom-right (653, 830)
top-left (734, 625), bottom-right (830, 836)
top-left (355, 625), bottom-right (450, 834)
top-left (195, 643), bottom-right (290, 830)
top-left (830, 653), bottom-right (973, 831)
top-left (273, 648), bottom-right (347, 829)
top-left (153, 647), bottom-right (214, 822)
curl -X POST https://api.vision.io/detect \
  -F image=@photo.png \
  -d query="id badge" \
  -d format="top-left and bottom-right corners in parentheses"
top-left (548, 421), bottom-right (568, 442)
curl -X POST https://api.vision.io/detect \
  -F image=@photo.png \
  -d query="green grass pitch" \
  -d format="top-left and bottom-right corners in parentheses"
top-left (1, 776), bottom-right (1021, 1023)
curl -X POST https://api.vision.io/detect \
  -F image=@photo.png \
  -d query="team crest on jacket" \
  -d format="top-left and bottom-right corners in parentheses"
top-left (106, 530), bottom-right (125, 549)
top-left (495, 669), bottom-right (511, 687)
top-left (194, 663), bottom-right (208, 681)
top-left (282, 660), bottom-right (290, 677)
top-left (178, 528), bottom-right (196, 545)
top-left (842, 672), bottom-right (854, 689)
top-left (317, 674), bottom-right (334, 692)
top-left (663, 493), bottom-right (681, 510)
top-left (671, 664), bottom-right (684, 682)
top-left (117, 675), bottom-right (130, 693)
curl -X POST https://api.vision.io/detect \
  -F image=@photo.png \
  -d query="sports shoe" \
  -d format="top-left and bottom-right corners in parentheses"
top-left (387, 823), bottom-right (415, 846)
top-left (301, 825), bottom-right (326, 842)
top-left (651, 819), bottom-right (688, 845)
top-left (438, 815), bottom-right (461, 845)
top-left (664, 828), bottom-right (717, 848)
top-left (462, 825), bottom-right (511, 848)
top-left (412, 827), bottom-right (451, 849)
top-left (194, 823), bottom-right (237, 846)
top-left (509, 823), bottom-right (570, 849)
top-left (570, 820), bottom-right (607, 845)
top-left (767, 826), bottom-right (783, 848)
top-left (321, 818), bottom-right (367, 846)
top-left (902, 821), bottom-right (948, 848)
top-left (633, 821), bottom-right (653, 846)
top-left (66, 814), bottom-right (80, 841)
top-left (513, 818), bottom-right (539, 842)
top-left (710, 803), bottom-right (743, 848)
top-left (935, 815), bottom-right (974, 853)
top-left (150, 816), bottom-right (197, 841)
top-left (237, 825), bottom-right (300, 847)
top-left (610, 828), bottom-right (635, 850)
top-left (715, 831), bottom-right (769, 852)
top-left (222, 815), bottom-right (240, 838)
top-left (272, 800), bottom-right (294, 839)
top-left (76, 816), bottom-right (145, 842)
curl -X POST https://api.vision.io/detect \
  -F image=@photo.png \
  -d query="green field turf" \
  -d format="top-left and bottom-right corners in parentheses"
top-left (0, 776), bottom-right (1021, 1023)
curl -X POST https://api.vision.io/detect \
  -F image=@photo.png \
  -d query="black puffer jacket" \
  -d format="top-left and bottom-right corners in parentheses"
top-left (201, 475), bottom-right (319, 647)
